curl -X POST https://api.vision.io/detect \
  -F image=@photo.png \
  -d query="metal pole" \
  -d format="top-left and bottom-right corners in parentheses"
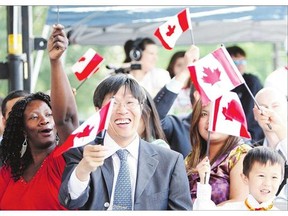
top-left (6, 6), bottom-right (24, 91)
top-left (21, 6), bottom-right (33, 93)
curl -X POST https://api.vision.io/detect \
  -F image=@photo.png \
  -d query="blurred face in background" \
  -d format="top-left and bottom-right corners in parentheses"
top-left (2, 97), bottom-right (25, 127)
top-left (255, 87), bottom-right (287, 122)
top-left (140, 44), bottom-right (158, 73)
top-left (231, 54), bottom-right (247, 75)
top-left (173, 57), bottom-right (186, 76)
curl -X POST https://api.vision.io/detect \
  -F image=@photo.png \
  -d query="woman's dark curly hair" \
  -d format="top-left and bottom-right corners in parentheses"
top-left (0, 92), bottom-right (51, 181)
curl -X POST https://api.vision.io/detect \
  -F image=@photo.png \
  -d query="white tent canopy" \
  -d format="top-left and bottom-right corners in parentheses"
top-left (46, 5), bottom-right (288, 46)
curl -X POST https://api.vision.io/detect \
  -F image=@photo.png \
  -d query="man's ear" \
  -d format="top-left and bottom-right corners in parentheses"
top-left (241, 173), bottom-right (249, 185)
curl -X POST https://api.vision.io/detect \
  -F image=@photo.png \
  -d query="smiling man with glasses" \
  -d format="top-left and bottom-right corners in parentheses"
top-left (58, 73), bottom-right (193, 210)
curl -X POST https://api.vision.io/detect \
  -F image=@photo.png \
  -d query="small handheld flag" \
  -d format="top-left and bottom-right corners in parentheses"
top-left (72, 48), bottom-right (104, 81)
top-left (188, 46), bottom-right (245, 105)
top-left (53, 98), bottom-right (114, 157)
top-left (154, 8), bottom-right (191, 50)
top-left (209, 91), bottom-right (251, 139)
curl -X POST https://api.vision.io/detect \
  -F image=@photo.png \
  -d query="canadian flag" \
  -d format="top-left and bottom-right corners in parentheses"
top-left (72, 48), bottom-right (104, 81)
top-left (209, 91), bottom-right (251, 139)
top-left (53, 98), bottom-right (114, 157)
top-left (154, 8), bottom-right (191, 50)
top-left (188, 46), bottom-right (245, 105)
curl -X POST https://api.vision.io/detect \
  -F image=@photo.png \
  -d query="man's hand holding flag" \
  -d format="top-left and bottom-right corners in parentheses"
top-left (53, 98), bottom-right (114, 157)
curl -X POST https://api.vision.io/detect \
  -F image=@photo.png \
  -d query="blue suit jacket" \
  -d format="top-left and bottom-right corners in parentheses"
top-left (154, 86), bottom-right (192, 158)
top-left (59, 139), bottom-right (193, 210)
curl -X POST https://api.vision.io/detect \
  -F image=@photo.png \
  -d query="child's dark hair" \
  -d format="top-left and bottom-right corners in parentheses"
top-left (243, 146), bottom-right (285, 177)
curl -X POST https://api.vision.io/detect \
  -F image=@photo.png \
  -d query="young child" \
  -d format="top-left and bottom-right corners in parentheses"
top-left (253, 86), bottom-right (287, 210)
top-left (193, 146), bottom-right (285, 210)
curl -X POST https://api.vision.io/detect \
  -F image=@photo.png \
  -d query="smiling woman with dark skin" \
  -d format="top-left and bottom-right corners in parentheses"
top-left (0, 93), bottom-right (70, 210)
top-left (0, 24), bottom-right (78, 210)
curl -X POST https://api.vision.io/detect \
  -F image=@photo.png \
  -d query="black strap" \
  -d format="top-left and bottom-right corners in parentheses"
top-left (276, 163), bottom-right (288, 196)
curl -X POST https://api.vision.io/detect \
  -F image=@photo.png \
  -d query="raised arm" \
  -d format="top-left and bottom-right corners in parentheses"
top-left (154, 45), bottom-right (199, 119)
top-left (47, 24), bottom-right (79, 145)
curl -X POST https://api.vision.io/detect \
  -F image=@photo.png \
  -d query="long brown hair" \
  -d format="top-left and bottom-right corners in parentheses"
top-left (141, 88), bottom-right (167, 142)
top-left (186, 99), bottom-right (241, 174)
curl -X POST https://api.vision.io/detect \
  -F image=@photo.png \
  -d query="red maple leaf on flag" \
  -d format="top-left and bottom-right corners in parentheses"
top-left (61, 125), bottom-right (95, 153)
top-left (76, 125), bottom-right (95, 138)
top-left (222, 107), bottom-right (233, 121)
top-left (166, 25), bottom-right (176, 36)
top-left (78, 56), bottom-right (85, 63)
top-left (222, 100), bottom-right (245, 124)
top-left (202, 67), bottom-right (221, 85)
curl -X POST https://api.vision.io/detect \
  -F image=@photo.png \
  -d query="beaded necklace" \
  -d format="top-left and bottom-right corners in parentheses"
top-left (244, 198), bottom-right (273, 211)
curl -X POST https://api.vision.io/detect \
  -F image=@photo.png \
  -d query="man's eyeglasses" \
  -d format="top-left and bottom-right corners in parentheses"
top-left (113, 99), bottom-right (140, 110)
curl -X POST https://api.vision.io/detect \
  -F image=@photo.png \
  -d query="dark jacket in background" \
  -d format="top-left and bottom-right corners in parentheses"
top-left (232, 73), bottom-right (264, 144)
top-left (154, 86), bottom-right (192, 158)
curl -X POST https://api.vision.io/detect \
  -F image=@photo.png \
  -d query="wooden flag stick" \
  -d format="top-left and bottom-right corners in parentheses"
top-left (57, 6), bottom-right (59, 24)
top-left (243, 82), bottom-right (272, 130)
top-left (189, 29), bottom-right (195, 45)
top-left (55, 6), bottom-right (60, 50)
top-left (76, 78), bottom-right (88, 91)
top-left (206, 130), bottom-right (210, 156)
top-left (204, 130), bottom-right (211, 184)
top-left (186, 7), bottom-right (194, 45)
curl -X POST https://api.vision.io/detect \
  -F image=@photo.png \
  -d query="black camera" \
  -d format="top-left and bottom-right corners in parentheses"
top-left (106, 63), bottom-right (141, 74)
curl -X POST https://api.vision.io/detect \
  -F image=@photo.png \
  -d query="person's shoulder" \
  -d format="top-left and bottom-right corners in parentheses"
top-left (230, 143), bottom-right (252, 154)
top-left (141, 139), bottom-right (180, 156)
top-left (150, 68), bottom-right (171, 77)
top-left (243, 73), bottom-right (261, 81)
top-left (151, 139), bottom-right (171, 149)
top-left (151, 67), bottom-right (169, 73)
top-left (243, 73), bottom-right (263, 89)
top-left (228, 143), bottom-right (252, 170)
